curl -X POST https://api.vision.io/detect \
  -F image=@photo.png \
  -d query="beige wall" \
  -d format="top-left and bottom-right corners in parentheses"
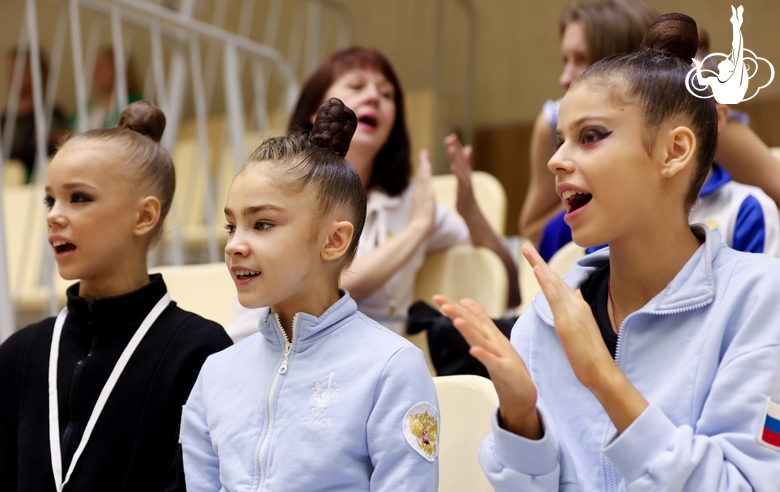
top-left (3, 0), bottom-right (779, 128)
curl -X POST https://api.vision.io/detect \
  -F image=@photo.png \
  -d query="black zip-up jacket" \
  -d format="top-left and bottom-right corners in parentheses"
top-left (0, 274), bottom-right (232, 491)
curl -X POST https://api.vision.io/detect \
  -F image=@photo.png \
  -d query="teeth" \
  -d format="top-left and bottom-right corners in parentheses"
top-left (235, 270), bottom-right (258, 277)
top-left (562, 190), bottom-right (589, 200)
top-left (52, 240), bottom-right (68, 247)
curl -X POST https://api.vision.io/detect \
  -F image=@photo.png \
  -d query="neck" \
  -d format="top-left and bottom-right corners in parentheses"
top-left (607, 219), bottom-right (702, 327)
top-left (272, 285), bottom-right (342, 342)
top-left (344, 146), bottom-right (378, 191)
top-left (77, 250), bottom-right (150, 302)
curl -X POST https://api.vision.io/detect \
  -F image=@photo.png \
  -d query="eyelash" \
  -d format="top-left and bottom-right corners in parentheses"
top-left (581, 129), bottom-right (612, 146)
top-left (223, 221), bottom-right (273, 234)
top-left (43, 193), bottom-right (93, 209)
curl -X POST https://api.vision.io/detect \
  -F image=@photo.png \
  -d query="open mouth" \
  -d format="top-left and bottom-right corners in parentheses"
top-left (52, 240), bottom-right (76, 254)
top-left (234, 269), bottom-right (260, 280)
top-left (562, 190), bottom-right (592, 213)
top-left (358, 115), bottom-right (378, 129)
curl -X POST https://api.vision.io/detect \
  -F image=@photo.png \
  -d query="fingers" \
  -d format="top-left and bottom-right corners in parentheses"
top-left (418, 149), bottom-right (432, 175)
top-left (433, 295), bottom-right (504, 353)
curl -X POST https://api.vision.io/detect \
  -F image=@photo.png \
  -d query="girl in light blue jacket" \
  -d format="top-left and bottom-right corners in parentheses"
top-left (437, 12), bottom-right (780, 491)
top-left (181, 98), bottom-right (439, 491)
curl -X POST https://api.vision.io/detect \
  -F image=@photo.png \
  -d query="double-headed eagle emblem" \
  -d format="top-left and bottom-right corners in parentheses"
top-left (409, 410), bottom-right (438, 457)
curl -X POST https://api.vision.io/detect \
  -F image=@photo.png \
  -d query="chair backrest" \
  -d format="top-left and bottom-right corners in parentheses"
top-left (434, 375), bottom-right (498, 492)
top-left (149, 262), bottom-right (235, 327)
top-left (3, 159), bottom-right (27, 187)
top-left (517, 236), bottom-right (541, 314)
top-left (517, 239), bottom-right (586, 315)
top-left (549, 241), bottom-right (586, 277)
top-left (431, 171), bottom-right (507, 235)
top-left (415, 244), bottom-right (508, 319)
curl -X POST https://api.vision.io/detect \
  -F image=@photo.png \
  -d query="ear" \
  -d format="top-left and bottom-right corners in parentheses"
top-left (321, 220), bottom-right (355, 262)
top-left (715, 103), bottom-right (730, 133)
top-left (662, 126), bottom-right (696, 179)
top-left (133, 196), bottom-right (162, 237)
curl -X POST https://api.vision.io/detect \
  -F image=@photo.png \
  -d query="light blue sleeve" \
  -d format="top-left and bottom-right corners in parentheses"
top-left (181, 370), bottom-right (223, 492)
top-left (479, 410), bottom-right (582, 491)
top-left (366, 345), bottom-right (439, 491)
top-left (603, 345), bottom-right (780, 491)
top-left (479, 312), bottom-right (582, 491)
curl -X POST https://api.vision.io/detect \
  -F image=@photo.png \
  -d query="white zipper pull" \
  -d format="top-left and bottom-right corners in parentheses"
top-left (278, 341), bottom-right (292, 374)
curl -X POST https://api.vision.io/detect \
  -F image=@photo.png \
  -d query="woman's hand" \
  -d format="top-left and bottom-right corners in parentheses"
top-left (433, 295), bottom-right (542, 440)
top-left (522, 244), bottom-right (648, 433)
top-left (411, 150), bottom-right (437, 236)
top-left (444, 134), bottom-right (477, 217)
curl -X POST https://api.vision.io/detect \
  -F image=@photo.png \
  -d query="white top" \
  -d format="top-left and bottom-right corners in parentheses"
top-left (226, 183), bottom-right (469, 341)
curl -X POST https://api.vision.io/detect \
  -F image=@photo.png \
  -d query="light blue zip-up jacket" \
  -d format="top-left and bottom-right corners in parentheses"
top-left (482, 227), bottom-right (780, 491)
top-left (181, 291), bottom-right (439, 491)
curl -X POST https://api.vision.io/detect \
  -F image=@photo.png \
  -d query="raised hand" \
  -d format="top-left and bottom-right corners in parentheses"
top-left (444, 133), bottom-right (478, 217)
top-left (410, 150), bottom-right (437, 236)
top-left (521, 244), bottom-right (615, 390)
top-left (522, 244), bottom-right (648, 433)
top-left (433, 295), bottom-right (542, 439)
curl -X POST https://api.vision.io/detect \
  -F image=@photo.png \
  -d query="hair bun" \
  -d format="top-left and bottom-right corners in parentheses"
top-left (639, 13), bottom-right (698, 62)
top-left (117, 100), bottom-right (166, 143)
top-left (311, 98), bottom-right (357, 157)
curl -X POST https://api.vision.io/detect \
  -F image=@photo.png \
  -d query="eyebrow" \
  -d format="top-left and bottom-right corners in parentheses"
top-left (224, 203), bottom-right (284, 217)
top-left (45, 182), bottom-right (97, 193)
top-left (555, 115), bottom-right (612, 139)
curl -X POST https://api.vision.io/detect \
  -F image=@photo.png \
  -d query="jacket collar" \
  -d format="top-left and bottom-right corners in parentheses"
top-left (257, 289), bottom-right (357, 347)
top-left (64, 273), bottom-right (169, 339)
top-left (532, 226), bottom-right (719, 324)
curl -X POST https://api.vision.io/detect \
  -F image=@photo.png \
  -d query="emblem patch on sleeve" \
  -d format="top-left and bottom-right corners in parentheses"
top-left (760, 398), bottom-right (780, 451)
top-left (403, 402), bottom-right (439, 461)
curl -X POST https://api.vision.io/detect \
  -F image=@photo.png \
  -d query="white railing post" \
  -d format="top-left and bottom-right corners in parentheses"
top-left (26, 0), bottom-right (58, 317)
top-left (0, 142), bottom-right (16, 341)
top-left (188, 34), bottom-right (219, 263)
top-left (69, 0), bottom-right (89, 133)
top-left (223, 43), bottom-right (246, 175)
top-left (110, 3), bottom-right (129, 113)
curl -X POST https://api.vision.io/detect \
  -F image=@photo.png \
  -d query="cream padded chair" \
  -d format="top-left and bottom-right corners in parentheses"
top-left (431, 171), bottom-right (507, 235)
top-left (410, 244), bottom-right (508, 375)
top-left (414, 244), bottom-right (508, 319)
top-left (145, 262), bottom-right (235, 327)
top-left (3, 159), bottom-right (27, 187)
top-left (434, 375), bottom-right (498, 492)
top-left (517, 239), bottom-right (586, 315)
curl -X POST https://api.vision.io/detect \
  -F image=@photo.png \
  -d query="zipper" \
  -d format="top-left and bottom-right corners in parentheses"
top-left (605, 298), bottom-right (711, 490)
top-left (60, 334), bottom-right (98, 461)
top-left (256, 313), bottom-right (298, 489)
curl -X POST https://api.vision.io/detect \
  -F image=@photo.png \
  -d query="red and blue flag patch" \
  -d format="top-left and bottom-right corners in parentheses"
top-left (760, 398), bottom-right (780, 450)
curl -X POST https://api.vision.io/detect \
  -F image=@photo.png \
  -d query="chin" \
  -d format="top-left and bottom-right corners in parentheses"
top-left (237, 291), bottom-right (268, 310)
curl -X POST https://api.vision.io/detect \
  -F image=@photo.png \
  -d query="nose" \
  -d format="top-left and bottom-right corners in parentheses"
top-left (360, 84), bottom-right (381, 107)
top-left (46, 201), bottom-right (67, 229)
top-left (224, 229), bottom-right (250, 259)
top-left (547, 143), bottom-right (575, 176)
top-left (559, 63), bottom-right (576, 91)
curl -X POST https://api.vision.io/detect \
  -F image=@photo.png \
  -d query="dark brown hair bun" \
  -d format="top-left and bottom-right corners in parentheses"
top-left (638, 13), bottom-right (698, 62)
top-left (311, 98), bottom-right (357, 156)
top-left (117, 100), bottom-right (166, 143)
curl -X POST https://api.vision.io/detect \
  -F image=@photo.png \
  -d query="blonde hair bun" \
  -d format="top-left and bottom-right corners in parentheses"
top-left (117, 100), bottom-right (166, 143)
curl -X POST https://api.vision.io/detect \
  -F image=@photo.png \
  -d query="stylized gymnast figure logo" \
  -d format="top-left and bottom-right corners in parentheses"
top-left (686, 5), bottom-right (774, 104)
